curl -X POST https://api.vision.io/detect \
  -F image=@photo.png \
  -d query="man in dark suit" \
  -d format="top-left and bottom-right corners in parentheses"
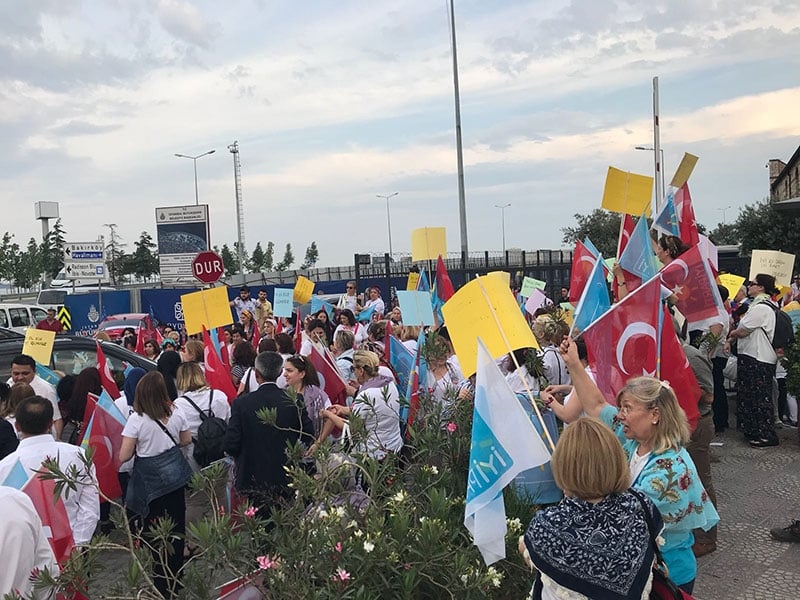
top-left (224, 351), bottom-right (313, 511)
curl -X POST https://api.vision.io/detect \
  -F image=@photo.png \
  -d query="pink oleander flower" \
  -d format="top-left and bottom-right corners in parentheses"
top-left (334, 542), bottom-right (343, 553)
top-left (403, 563), bottom-right (411, 571)
top-left (244, 506), bottom-right (258, 518)
top-left (218, 506), bottom-right (226, 516)
top-left (446, 422), bottom-right (457, 433)
top-left (332, 567), bottom-right (351, 581)
top-left (257, 555), bottom-right (278, 570)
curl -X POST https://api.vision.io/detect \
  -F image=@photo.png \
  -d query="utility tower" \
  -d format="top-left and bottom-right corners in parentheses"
top-left (228, 141), bottom-right (246, 274)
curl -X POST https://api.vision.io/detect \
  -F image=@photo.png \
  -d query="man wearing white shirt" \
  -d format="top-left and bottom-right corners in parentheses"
top-left (0, 486), bottom-right (59, 596)
top-left (0, 396), bottom-right (100, 545)
top-left (7, 354), bottom-right (63, 439)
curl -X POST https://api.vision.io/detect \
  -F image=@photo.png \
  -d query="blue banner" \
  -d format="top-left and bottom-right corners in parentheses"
top-left (66, 291), bottom-right (131, 335)
top-left (140, 288), bottom-right (198, 330)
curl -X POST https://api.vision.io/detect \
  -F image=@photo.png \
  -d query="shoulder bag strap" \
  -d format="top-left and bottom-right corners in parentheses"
top-left (154, 418), bottom-right (179, 447)
top-left (180, 394), bottom-right (208, 421)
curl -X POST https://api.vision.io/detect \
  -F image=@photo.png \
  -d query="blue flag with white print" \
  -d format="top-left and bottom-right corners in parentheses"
top-left (464, 340), bottom-right (551, 565)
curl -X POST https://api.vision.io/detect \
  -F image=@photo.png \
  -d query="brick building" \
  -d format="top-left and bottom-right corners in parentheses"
top-left (769, 146), bottom-right (800, 202)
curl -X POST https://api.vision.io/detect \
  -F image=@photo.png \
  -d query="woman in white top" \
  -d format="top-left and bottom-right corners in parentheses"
top-left (119, 371), bottom-right (191, 598)
top-left (333, 309), bottom-right (368, 347)
top-left (173, 362), bottom-right (231, 472)
top-left (316, 350), bottom-right (402, 460)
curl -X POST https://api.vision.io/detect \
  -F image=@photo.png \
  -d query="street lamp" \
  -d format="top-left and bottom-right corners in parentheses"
top-left (495, 203), bottom-right (511, 254)
top-left (376, 192), bottom-right (399, 257)
top-left (635, 146), bottom-right (666, 203)
top-left (174, 149), bottom-right (216, 205)
top-left (718, 205), bottom-right (732, 224)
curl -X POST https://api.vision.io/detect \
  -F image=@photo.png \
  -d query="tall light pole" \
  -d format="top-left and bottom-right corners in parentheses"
top-left (376, 192), bottom-right (399, 257)
top-left (495, 203), bottom-right (511, 254)
top-left (718, 205), bottom-right (732, 224)
top-left (635, 146), bottom-right (666, 200)
top-left (174, 149), bottom-right (215, 205)
top-left (448, 0), bottom-right (468, 259)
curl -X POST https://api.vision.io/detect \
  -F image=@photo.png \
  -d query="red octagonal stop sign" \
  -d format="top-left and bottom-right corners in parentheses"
top-left (192, 251), bottom-right (224, 284)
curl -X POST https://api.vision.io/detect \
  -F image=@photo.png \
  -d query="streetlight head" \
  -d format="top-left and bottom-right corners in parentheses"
top-left (207, 149), bottom-right (216, 155)
top-left (635, 146), bottom-right (648, 150)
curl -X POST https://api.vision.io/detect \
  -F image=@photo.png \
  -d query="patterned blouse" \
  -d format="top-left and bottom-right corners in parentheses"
top-left (600, 405), bottom-right (720, 586)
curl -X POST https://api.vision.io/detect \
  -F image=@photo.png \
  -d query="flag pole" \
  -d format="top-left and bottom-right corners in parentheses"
top-left (474, 276), bottom-right (555, 452)
top-left (653, 76), bottom-right (664, 212)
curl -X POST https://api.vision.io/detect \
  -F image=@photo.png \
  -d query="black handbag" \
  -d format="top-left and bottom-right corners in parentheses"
top-left (631, 489), bottom-right (695, 600)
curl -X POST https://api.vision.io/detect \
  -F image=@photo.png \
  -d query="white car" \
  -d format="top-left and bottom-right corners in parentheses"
top-left (0, 303), bottom-right (49, 333)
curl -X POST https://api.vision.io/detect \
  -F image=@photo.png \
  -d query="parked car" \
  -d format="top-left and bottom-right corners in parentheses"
top-left (0, 335), bottom-right (156, 382)
top-left (0, 303), bottom-right (50, 333)
top-left (96, 313), bottom-right (159, 345)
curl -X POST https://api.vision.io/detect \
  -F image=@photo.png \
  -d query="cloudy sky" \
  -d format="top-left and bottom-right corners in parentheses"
top-left (2, 0), bottom-right (800, 268)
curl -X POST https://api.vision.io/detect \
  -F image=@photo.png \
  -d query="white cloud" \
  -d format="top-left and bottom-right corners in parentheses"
top-left (157, 0), bottom-right (220, 48)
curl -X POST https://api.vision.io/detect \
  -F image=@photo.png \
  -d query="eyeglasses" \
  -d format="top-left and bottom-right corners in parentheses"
top-left (618, 404), bottom-right (652, 416)
top-left (346, 286), bottom-right (354, 289)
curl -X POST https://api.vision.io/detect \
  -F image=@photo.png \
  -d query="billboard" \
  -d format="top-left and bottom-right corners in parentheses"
top-left (155, 205), bottom-right (210, 285)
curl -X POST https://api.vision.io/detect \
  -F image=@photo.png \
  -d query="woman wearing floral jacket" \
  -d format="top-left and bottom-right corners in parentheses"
top-left (561, 338), bottom-right (719, 595)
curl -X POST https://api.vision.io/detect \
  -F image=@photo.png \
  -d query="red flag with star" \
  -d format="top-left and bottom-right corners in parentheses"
top-left (582, 278), bottom-right (662, 403)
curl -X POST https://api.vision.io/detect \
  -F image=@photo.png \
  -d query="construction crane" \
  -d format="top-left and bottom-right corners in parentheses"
top-left (228, 141), bottom-right (246, 274)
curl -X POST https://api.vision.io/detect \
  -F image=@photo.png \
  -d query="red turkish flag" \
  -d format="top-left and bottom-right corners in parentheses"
top-left (82, 394), bottom-right (125, 500)
top-left (251, 319), bottom-right (260, 350)
top-left (308, 344), bottom-right (348, 407)
top-left (569, 240), bottom-right (599, 304)
top-left (96, 342), bottom-right (121, 399)
top-left (583, 278), bottom-right (662, 403)
top-left (435, 255), bottom-right (455, 301)
top-left (659, 245), bottom-right (727, 330)
top-left (674, 183), bottom-right (700, 248)
top-left (202, 326), bottom-right (239, 403)
top-left (658, 306), bottom-right (701, 431)
top-left (23, 470), bottom-right (75, 566)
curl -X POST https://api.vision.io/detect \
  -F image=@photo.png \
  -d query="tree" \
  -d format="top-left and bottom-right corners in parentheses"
top-left (275, 243), bottom-right (294, 271)
top-left (220, 244), bottom-right (237, 276)
top-left (251, 242), bottom-right (265, 271)
top-left (300, 241), bottom-right (319, 269)
top-left (561, 209), bottom-right (621, 257)
top-left (127, 231), bottom-right (159, 282)
top-left (264, 241), bottom-right (275, 271)
top-left (233, 242), bottom-right (250, 273)
top-left (12, 238), bottom-right (42, 289)
top-left (736, 198), bottom-right (800, 259)
top-left (0, 232), bottom-right (19, 282)
top-left (41, 218), bottom-right (66, 279)
top-left (105, 226), bottom-right (126, 285)
top-left (708, 222), bottom-right (739, 246)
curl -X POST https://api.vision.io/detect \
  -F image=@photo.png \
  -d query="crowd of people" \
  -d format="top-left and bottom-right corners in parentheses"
top-left (3, 256), bottom-right (800, 598)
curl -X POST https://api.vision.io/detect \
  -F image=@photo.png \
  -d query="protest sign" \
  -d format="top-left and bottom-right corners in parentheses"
top-left (181, 287), bottom-right (233, 335)
top-left (718, 273), bottom-right (745, 302)
top-left (601, 167), bottom-right (653, 216)
top-left (749, 250), bottom-right (795, 287)
top-left (396, 290), bottom-right (435, 326)
top-left (670, 152), bottom-right (699, 189)
top-left (272, 288), bottom-right (294, 318)
top-left (293, 276), bottom-right (315, 304)
top-left (22, 329), bottom-right (56, 366)
top-left (520, 277), bottom-right (546, 298)
top-left (411, 227), bottom-right (446, 262)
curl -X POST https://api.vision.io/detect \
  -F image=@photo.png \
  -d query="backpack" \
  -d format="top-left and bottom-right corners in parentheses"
top-left (181, 391), bottom-right (227, 468)
top-left (764, 301), bottom-right (795, 351)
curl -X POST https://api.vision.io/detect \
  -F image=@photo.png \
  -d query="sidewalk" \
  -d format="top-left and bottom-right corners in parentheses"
top-left (694, 421), bottom-right (800, 600)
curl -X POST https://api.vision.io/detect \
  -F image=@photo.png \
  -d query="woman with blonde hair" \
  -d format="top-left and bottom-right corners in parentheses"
top-left (561, 339), bottom-right (718, 594)
top-left (314, 350), bottom-right (402, 459)
top-left (521, 417), bottom-right (661, 599)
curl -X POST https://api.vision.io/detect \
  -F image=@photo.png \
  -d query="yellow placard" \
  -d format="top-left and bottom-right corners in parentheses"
top-left (601, 167), bottom-right (653, 216)
top-left (406, 272), bottom-right (420, 290)
top-left (293, 275), bottom-right (315, 304)
top-left (487, 271), bottom-right (511, 286)
top-left (442, 274), bottom-right (539, 377)
top-left (23, 329), bottom-right (56, 366)
top-left (410, 227), bottom-right (446, 262)
top-left (749, 250), bottom-right (795, 288)
top-left (670, 153), bottom-right (699, 189)
top-left (182, 287), bottom-right (234, 335)
top-left (718, 273), bottom-right (745, 302)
